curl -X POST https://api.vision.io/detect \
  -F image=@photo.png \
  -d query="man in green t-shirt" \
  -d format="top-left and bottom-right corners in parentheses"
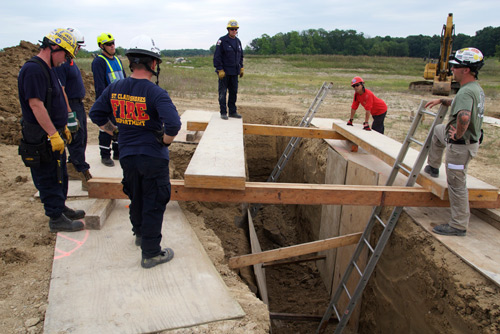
top-left (423, 47), bottom-right (485, 236)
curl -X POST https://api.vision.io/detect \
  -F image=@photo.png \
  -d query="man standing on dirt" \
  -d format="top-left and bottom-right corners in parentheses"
top-left (17, 28), bottom-right (85, 233)
top-left (89, 35), bottom-right (181, 269)
top-left (54, 28), bottom-right (92, 190)
top-left (91, 32), bottom-right (126, 167)
top-left (213, 19), bottom-right (244, 120)
top-left (347, 76), bottom-right (388, 134)
top-left (423, 47), bottom-right (485, 237)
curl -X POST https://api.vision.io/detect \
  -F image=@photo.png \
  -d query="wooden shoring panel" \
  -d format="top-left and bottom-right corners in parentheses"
top-left (184, 113), bottom-right (246, 190)
top-left (324, 118), bottom-right (498, 201)
top-left (247, 209), bottom-right (268, 305)
top-left (187, 121), bottom-right (347, 140)
top-left (87, 178), bottom-right (500, 209)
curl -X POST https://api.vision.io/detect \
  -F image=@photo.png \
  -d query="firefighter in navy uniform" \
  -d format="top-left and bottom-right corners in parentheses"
top-left (54, 28), bottom-right (92, 190)
top-left (91, 32), bottom-right (126, 167)
top-left (213, 19), bottom-right (244, 120)
top-left (17, 28), bottom-right (85, 233)
top-left (90, 35), bottom-right (182, 269)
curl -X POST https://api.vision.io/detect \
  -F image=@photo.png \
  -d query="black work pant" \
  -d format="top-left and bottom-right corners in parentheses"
top-left (98, 115), bottom-right (118, 159)
top-left (67, 100), bottom-right (90, 172)
top-left (120, 155), bottom-right (171, 258)
top-left (372, 111), bottom-right (387, 134)
top-left (218, 75), bottom-right (239, 115)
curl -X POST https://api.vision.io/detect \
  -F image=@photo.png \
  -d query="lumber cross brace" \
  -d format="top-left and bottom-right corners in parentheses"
top-left (88, 178), bottom-right (500, 208)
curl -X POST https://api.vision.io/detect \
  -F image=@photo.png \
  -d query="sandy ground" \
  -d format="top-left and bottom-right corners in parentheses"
top-left (1, 42), bottom-right (499, 334)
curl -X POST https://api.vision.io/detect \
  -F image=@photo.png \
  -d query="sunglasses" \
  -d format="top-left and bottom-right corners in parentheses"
top-left (103, 41), bottom-right (115, 47)
top-left (352, 83), bottom-right (361, 87)
top-left (451, 64), bottom-right (467, 69)
top-left (229, 28), bottom-right (238, 31)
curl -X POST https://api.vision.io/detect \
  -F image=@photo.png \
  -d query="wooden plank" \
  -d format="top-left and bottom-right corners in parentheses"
top-left (318, 148), bottom-right (347, 295)
top-left (248, 209), bottom-right (269, 305)
top-left (228, 233), bottom-right (362, 269)
top-left (313, 117), bottom-right (498, 201)
top-left (174, 110), bottom-right (216, 143)
top-left (84, 199), bottom-right (115, 230)
top-left (187, 121), bottom-right (347, 140)
top-left (470, 208), bottom-right (500, 231)
top-left (332, 160), bottom-right (379, 333)
top-left (405, 206), bottom-right (500, 287)
top-left (87, 178), bottom-right (500, 209)
top-left (184, 113), bottom-right (246, 190)
top-left (44, 200), bottom-right (245, 333)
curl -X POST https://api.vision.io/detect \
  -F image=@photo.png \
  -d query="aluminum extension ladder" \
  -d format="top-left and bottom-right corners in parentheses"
top-left (317, 101), bottom-right (449, 334)
top-left (249, 81), bottom-right (333, 217)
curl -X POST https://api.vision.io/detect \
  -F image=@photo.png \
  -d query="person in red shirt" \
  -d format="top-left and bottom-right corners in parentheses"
top-left (347, 76), bottom-right (388, 134)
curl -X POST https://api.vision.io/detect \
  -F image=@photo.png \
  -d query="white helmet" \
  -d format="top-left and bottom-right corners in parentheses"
top-left (125, 35), bottom-right (161, 60)
top-left (449, 47), bottom-right (484, 72)
top-left (67, 27), bottom-right (85, 47)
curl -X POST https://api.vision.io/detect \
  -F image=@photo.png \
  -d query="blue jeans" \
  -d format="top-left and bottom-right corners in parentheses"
top-left (120, 155), bottom-right (171, 258)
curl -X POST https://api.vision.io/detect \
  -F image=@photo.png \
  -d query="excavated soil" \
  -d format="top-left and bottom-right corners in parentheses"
top-left (1, 42), bottom-right (499, 334)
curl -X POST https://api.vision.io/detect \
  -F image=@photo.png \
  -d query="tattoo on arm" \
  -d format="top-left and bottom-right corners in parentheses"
top-left (103, 121), bottom-right (116, 133)
top-left (456, 110), bottom-right (471, 139)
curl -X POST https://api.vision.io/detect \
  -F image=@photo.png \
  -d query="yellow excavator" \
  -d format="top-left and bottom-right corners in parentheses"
top-left (409, 13), bottom-right (459, 95)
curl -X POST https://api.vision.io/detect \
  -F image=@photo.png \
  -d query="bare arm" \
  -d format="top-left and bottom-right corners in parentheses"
top-left (163, 134), bottom-right (176, 146)
top-left (349, 108), bottom-right (356, 119)
top-left (98, 120), bottom-right (118, 136)
top-left (28, 98), bottom-right (57, 136)
top-left (364, 110), bottom-right (370, 123)
top-left (449, 110), bottom-right (471, 140)
top-left (425, 98), bottom-right (451, 109)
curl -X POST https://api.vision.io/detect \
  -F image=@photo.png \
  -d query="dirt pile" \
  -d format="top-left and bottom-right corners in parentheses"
top-left (0, 42), bottom-right (96, 145)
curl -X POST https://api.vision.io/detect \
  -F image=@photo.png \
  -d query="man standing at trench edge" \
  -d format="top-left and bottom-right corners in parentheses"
top-left (213, 19), bottom-right (244, 120)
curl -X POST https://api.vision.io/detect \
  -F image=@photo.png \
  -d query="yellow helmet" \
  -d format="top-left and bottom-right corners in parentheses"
top-left (97, 32), bottom-right (115, 46)
top-left (45, 28), bottom-right (78, 58)
top-left (227, 19), bottom-right (239, 29)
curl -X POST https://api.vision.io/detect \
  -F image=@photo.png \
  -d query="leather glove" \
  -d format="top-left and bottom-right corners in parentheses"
top-left (49, 132), bottom-right (65, 153)
top-left (347, 119), bottom-right (353, 126)
top-left (218, 69), bottom-right (226, 80)
top-left (363, 122), bottom-right (372, 131)
top-left (239, 67), bottom-right (244, 78)
top-left (67, 111), bottom-right (79, 133)
top-left (63, 126), bottom-right (72, 144)
top-left (112, 128), bottom-right (119, 142)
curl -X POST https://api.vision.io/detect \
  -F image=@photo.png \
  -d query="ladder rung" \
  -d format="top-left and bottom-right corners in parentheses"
top-left (409, 137), bottom-right (424, 146)
top-left (363, 238), bottom-right (374, 253)
top-left (342, 283), bottom-right (351, 299)
top-left (398, 164), bottom-right (411, 175)
top-left (421, 109), bottom-right (437, 117)
top-left (374, 214), bottom-right (386, 228)
top-left (352, 261), bottom-right (363, 277)
top-left (332, 304), bottom-right (340, 321)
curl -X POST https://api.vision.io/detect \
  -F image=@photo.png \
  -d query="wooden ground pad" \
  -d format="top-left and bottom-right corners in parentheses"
top-left (43, 200), bottom-right (244, 333)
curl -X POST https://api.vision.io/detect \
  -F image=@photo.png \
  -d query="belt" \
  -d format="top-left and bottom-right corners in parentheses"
top-left (68, 98), bottom-right (83, 104)
top-left (448, 138), bottom-right (477, 145)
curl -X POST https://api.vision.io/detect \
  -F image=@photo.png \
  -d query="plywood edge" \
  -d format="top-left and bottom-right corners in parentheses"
top-left (184, 174), bottom-right (246, 190)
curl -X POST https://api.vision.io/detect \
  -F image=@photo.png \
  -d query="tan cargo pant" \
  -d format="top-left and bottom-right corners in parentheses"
top-left (427, 124), bottom-right (479, 230)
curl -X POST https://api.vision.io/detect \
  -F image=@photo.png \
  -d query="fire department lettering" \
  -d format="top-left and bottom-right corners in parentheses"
top-left (111, 94), bottom-right (150, 127)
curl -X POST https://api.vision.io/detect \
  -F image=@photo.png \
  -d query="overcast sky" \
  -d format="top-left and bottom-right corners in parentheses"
top-left (1, 0), bottom-right (499, 51)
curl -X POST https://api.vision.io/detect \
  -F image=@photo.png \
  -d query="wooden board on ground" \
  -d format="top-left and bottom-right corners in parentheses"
top-left (175, 109), bottom-right (217, 143)
top-left (248, 209), bottom-right (269, 306)
top-left (184, 113), bottom-right (246, 190)
top-left (312, 117), bottom-right (498, 202)
top-left (405, 206), bottom-right (500, 287)
top-left (44, 200), bottom-right (245, 333)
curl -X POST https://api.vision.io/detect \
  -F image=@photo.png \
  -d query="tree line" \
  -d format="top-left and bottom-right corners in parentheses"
top-left (245, 26), bottom-right (500, 59)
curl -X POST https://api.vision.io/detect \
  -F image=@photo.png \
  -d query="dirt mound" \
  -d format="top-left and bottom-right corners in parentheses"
top-left (0, 41), bottom-right (96, 145)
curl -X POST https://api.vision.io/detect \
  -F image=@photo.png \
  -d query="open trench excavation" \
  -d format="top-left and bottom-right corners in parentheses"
top-left (170, 105), bottom-right (500, 334)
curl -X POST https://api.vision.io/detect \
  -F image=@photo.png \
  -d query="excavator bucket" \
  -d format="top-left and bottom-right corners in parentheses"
top-left (432, 77), bottom-right (452, 96)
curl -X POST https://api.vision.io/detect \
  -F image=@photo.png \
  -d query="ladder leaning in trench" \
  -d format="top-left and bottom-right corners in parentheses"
top-left (317, 101), bottom-right (449, 334)
top-left (248, 81), bottom-right (333, 218)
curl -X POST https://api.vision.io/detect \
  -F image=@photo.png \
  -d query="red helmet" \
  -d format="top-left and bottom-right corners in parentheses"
top-left (351, 76), bottom-right (364, 86)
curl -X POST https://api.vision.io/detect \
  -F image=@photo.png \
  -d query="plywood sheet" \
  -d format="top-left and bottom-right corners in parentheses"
top-left (44, 200), bottom-right (245, 333)
top-left (405, 207), bottom-right (500, 287)
top-left (184, 113), bottom-right (246, 190)
top-left (312, 117), bottom-right (498, 201)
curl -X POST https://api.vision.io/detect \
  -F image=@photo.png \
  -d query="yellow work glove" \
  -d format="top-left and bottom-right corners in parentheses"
top-left (48, 132), bottom-right (65, 154)
top-left (63, 126), bottom-right (72, 145)
top-left (218, 69), bottom-right (226, 79)
top-left (239, 67), bottom-right (244, 78)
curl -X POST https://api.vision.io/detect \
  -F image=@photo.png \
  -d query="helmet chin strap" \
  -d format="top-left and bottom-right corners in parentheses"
top-left (147, 61), bottom-right (161, 85)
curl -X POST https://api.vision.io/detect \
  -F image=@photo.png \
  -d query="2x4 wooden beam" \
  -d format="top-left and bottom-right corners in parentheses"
top-left (187, 121), bottom-right (347, 140)
top-left (87, 178), bottom-right (500, 208)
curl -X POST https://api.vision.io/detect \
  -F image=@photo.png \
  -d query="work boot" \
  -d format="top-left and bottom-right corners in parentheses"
top-left (220, 114), bottom-right (228, 120)
top-left (228, 112), bottom-right (242, 119)
top-left (80, 170), bottom-right (92, 191)
top-left (49, 214), bottom-right (84, 233)
top-left (424, 165), bottom-right (439, 178)
top-left (67, 163), bottom-right (80, 180)
top-left (141, 248), bottom-right (174, 269)
top-left (63, 206), bottom-right (85, 220)
top-left (432, 223), bottom-right (466, 236)
top-left (101, 157), bottom-right (115, 167)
